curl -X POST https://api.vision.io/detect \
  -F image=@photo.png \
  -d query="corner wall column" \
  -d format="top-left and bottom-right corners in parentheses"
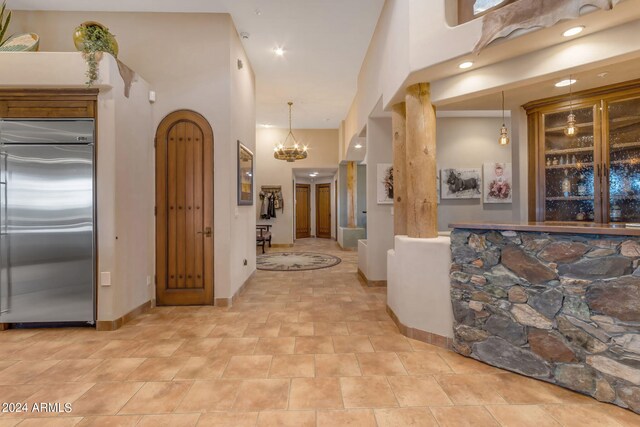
top-left (405, 83), bottom-right (438, 238)
top-left (347, 161), bottom-right (357, 228)
top-left (392, 102), bottom-right (407, 236)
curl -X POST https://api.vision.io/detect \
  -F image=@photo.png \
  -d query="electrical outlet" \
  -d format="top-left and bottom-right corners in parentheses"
top-left (100, 272), bottom-right (111, 287)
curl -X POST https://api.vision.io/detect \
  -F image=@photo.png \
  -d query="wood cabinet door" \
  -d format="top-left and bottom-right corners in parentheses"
top-left (296, 184), bottom-right (311, 239)
top-left (316, 183), bottom-right (332, 239)
top-left (539, 103), bottom-right (602, 223)
top-left (602, 94), bottom-right (640, 223)
top-left (156, 110), bottom-right (214, 305)
top-left (526, 79), bottom-right (640, 224)
top-left (0, 89), bottom-right (97, 118)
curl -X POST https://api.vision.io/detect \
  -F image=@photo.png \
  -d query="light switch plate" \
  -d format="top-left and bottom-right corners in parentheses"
top-left (100, 272), bottom-right (111, 287)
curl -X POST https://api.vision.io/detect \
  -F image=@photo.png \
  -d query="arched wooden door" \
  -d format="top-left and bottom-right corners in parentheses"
top-left (156, 110), bottom-right (214, 305)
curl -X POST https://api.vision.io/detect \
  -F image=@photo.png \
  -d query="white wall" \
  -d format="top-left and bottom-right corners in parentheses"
top-left (365, 116), bottom-right (394, 281)
top-left (111, 72), bottom-right (155, 321)
top-left (229, 22), bottom-right (257, 298)
top-left (256, 128), bottom-right (339, 244)
top-left (387, 236), bottom-right (454, 339)
top-left (11, 11), bottom-right (257, 302)
top-left (436, 116), bottom-right (514, 231)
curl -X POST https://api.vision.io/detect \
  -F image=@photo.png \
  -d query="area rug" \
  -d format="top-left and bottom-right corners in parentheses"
top-left (257, 252), bottom-right (342, 271)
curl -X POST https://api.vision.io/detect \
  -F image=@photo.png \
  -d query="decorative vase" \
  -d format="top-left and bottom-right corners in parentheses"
top-left (0, 33), bottom-right (40, 52)
top-left (73, 21), bottom-right (119, 56)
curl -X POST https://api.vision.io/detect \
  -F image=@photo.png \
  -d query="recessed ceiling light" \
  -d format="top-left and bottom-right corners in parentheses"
top-left (259, 123), bottom-right (273, 128)
top-left (458, 61), bottom-right (474, 69)
top-left (354, 144), bottom-right (363, 149)
top-left (563, 26), bottom-right (584, 37)
top-left (274, 47), bottom-right (285, 56)
top-left (555, 79), bottom-right (577, 88)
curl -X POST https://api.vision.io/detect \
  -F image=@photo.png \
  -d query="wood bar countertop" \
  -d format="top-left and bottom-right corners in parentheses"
top-left (449, 221), bottom-right (640, 237)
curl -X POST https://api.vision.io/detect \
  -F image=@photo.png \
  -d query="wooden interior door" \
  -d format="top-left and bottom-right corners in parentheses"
top-left (156, 110), bottom-right (214, 305)
top-left (316, 183), bottom-right (332, 239)
top-left (296, 184), bottom-right (311, 239)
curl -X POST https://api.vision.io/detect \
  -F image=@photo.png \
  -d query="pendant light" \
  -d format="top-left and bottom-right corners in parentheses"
top-left (564, 75), bottom-right (578, 137)
top-left (273, 102), bottom-right (308, 162)
top-left (498, 91), bottom-right (510, 146)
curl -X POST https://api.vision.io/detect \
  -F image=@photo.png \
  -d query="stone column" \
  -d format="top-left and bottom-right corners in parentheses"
top-left (405, 83), bottom-right (438, 238)
top-left (347, 161), bottom-right (357, 228)
top-left (392, 102), bottom-right (407, 236)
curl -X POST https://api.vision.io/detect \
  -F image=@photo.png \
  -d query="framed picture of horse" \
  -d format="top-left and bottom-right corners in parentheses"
top-left (441, 168), bottom-right (482, 199)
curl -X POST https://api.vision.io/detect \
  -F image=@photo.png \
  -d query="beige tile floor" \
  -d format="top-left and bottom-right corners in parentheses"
top-left (0, 238), bottom-right (638, 426)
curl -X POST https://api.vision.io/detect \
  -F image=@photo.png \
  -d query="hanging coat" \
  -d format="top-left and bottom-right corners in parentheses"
top-left (268, 193), bottom-right (276, 218)
top-left (260, 192), bottom-right (269, 219)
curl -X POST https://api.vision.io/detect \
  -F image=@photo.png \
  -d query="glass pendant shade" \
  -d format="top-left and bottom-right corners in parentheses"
top-left (564, 113), bottom-right (578, 137)
top-left (274, 102), bottom-right (308, 162)
top-left (498, 91), bottom-right (510, 145)
top-left (499, 124), bottom-right (510, 145)
top-left (564, 75), bottom-right (578, 137)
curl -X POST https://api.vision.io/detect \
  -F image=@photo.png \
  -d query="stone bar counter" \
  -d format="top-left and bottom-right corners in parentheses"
top-left (449, 222), bottom-right (640, 414)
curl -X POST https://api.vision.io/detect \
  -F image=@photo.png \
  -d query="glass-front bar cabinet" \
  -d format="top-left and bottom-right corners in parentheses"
top-left (525, 79), bottom-right (640, 224)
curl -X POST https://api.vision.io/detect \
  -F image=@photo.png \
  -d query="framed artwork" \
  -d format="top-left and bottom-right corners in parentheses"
top-left (441, 168), bottom-right (482, 199)
top-left (237, 140), bottom-right (254, 205)
top-left (377, 163), bottom-right (394, 204)
top-left (437, 169), bottom-right (441, 204)
top-left (483, 162), bottom-right (512, 203)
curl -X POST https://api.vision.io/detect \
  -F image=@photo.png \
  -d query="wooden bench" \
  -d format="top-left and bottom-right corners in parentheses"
top-left (256, 225), bottom-right (272, 254)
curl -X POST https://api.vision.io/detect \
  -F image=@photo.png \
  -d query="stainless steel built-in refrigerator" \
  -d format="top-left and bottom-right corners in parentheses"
top-left (0, 119), bottom-right (95, 324)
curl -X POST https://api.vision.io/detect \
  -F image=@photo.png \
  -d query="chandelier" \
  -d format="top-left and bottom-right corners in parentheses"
top-left (274, 102), bottom-right (308, 162)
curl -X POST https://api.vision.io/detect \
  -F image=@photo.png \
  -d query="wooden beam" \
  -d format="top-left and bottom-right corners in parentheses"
top-left (392, 102), bottom-right (407, 236)
top-left (347, 161), bottom-right (357, 228)
top-left (405, 83), bottom-right (438, 238)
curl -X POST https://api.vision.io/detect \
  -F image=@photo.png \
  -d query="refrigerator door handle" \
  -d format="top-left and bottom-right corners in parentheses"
top-left (0, 150), bottom-right (7, 315)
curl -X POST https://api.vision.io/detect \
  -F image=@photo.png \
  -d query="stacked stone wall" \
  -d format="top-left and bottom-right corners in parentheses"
top-left (450, 229), bottom-right (640, 413)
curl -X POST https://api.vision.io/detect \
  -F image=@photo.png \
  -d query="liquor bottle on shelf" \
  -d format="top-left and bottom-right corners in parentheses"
top-left (572, 154), bottom-right (577, 165)
top-left (562, 170), bottom-right (571, 197)
top-left (577, 173), bottom-right (587, 196)
top-left (546, 158), bottom-right (552, 167)
top-left (611, 204), bottom-right (622, 222)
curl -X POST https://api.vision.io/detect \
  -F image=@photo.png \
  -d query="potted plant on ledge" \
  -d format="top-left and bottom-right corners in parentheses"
top-left (0, 1), bottom-right (12, 47)
top-left (73, 21), bottom-right (119, 86)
